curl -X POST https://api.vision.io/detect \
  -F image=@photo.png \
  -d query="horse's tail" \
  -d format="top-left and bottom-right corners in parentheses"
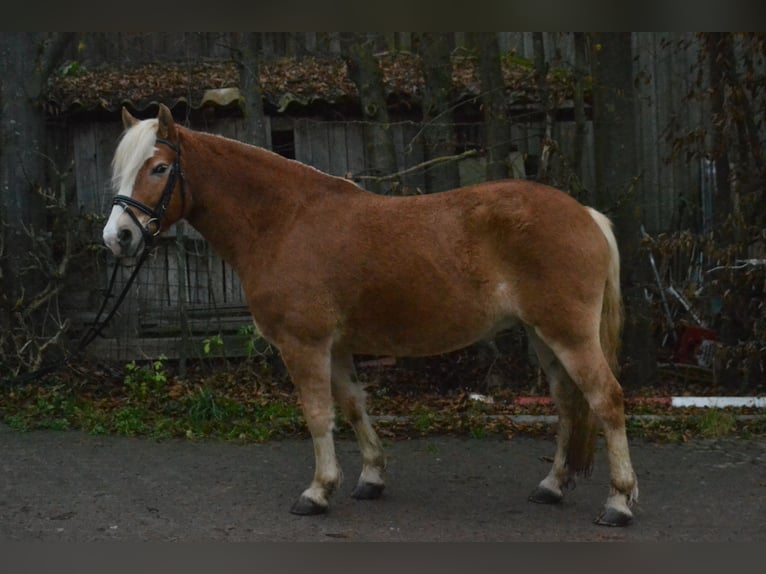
top-left (565, 208), bottom-right (624, 477)
top-left (587, 207), bottom-right (623, 374)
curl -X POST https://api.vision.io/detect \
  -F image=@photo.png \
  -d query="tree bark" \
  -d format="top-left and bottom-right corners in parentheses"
top-left (705, 33), bottom-right (733, 239)
top-left (571, 32), bottom-right (589, 201)
top-left (591, 32), bottom-right (657, 387)
top-left (470, 33), bottom-right (510, 181)
top-left (532, 32), bottom-right (555, 184)
top-left (1, 34), bottom-right (65, 301)
top-left (0, 32), bottom-right (77, 356)
top-left (704, 32), bottom-right (765, 246)
top-left (234, 33), bottom-right (268, 148)
top-left (341, 33), bottom-right (399, 195)
top-left (415, 33), bottom-right (460, 192)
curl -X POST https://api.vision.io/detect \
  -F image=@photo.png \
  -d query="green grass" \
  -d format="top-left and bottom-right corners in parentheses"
top-left (412, 406), bottom-right (440, 435)
top-left (694, 409), bottom-right (739, 438)
top-left (112, 406), bottom-right (150, 436)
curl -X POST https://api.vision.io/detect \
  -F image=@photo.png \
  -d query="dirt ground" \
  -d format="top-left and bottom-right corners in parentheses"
top-left (1, 423), bottom-right (765, 542)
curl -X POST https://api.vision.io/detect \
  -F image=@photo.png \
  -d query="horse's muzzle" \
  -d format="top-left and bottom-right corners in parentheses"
top-left (103, 207), bottom-right (147, 258)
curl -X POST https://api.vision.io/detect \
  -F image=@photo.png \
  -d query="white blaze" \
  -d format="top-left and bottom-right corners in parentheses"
top-left (102, 118), bottom-right (160, 255)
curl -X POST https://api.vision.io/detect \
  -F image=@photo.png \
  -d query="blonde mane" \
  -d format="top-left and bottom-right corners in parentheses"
top-left (111, 118), bottom-right (159, 196)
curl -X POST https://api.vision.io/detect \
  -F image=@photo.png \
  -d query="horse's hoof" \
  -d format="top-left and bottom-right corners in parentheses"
top-left (528, 486), bottom-right (563, 505)
top-left (351, 481), bottom-right (385, 500)
top-left (594, 507), bottom-right (633, 527)
top-left (290, 495), bottom-right (328, 516)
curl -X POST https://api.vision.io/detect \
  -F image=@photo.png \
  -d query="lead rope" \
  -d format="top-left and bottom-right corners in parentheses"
top-left (75, 248), bottom-right (152, 354)
top-left (0, 249), bottom-right (152, 387)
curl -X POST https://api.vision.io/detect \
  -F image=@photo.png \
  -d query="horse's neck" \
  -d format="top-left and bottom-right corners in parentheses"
top-left (180, 129), bottom-right (348, 275)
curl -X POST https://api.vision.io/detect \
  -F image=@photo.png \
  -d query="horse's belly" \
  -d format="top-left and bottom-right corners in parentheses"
top-left (335, 272), bottom-right (520, 356)
top-left (341, 303), bottom-right (519, 357)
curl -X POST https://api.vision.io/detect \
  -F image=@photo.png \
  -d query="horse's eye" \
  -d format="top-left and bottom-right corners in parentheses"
top-left (152, 164), bottom-right (168, 175)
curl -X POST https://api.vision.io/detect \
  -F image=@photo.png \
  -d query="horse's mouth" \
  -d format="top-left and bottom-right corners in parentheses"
top-left (102, 242), bottom-right (144, 265)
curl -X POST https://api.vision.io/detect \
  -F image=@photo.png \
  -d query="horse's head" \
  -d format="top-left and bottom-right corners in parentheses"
top-left (103, 103), bottom-right (187, 257)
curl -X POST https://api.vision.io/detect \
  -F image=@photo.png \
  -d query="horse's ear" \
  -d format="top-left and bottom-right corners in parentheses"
top-left (157, 103), bottom-right (177, 141)
top-left (122, 106), bottom-right (139, 130)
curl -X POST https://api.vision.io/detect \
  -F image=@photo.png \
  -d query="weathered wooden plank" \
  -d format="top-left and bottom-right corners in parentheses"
top-left (208, 249), bottom-right (226, 308)
top-left (546, 32), bottom-right (576, 68)
top-left (673, 33), bottom-right (702, 230)
top-left (522, 33), bottom-right (535, 60)
top-left (112, 262), bottom-right (142, 338)
top-left (391, 123), bottom-right (408, 191)
top-left (293, 119), bottom-right (312, 167)
top-left (185, 241), bottom-right (208, 306)
top-left (308, 121), bottom-right (330, 172)
top-left (223, 261), bottom-right (237, 304)
top-left (653, 32), bottom-right (676, 232)
top-left (394, 122), bottom-right (426, 193)
top-left (397, 32), bottom-right (412, 52)
top-left (511, 122), bottom-right (529, 155)
top-left (140, 309), bottom-right (252, 337)
top-left (84, 333), bottom-right (257, 362)
top-left (553, 120), bottom-right (573, 186)
top-left (73, 125), bottom-right (100, 211)
top-left (634, 32), bottom-right (662, 233)
top-left (345, 122), bottom-right (367, 189)
top-left (458, 156), bottom-right (487, 187)
top-left (581, 122), bottom-right (596, 194)
top-left (328, 123), bottom-right (349, 177)
top-left (555, 118), bottom-right (596, 194)
top-left (142, 302), bottom-right (249, 322)
top-left (165, 240), bottom-right (181, 305)
top-left (263, 115), bottom-right (273, 150)
top-left (229, 266), bottom-right (245, 305)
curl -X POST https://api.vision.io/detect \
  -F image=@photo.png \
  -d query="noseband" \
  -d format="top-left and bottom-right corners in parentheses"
top-left (112, 137), bottom-right (186, 247)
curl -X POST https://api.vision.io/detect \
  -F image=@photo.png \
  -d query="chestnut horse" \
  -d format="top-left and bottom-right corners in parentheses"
top-left (103, 104), bottom-right (638, 526)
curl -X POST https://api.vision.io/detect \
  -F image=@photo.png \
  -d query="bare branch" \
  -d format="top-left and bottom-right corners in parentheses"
top-left (354, 149), bottom-right (479, 184)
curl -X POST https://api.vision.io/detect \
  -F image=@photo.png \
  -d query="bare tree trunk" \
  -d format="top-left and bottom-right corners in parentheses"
top-left (470, 33), bottom-right (510, 181)
top-left (234, 33), bottom-right (268, 148)
top-left (0, 32), bottom-right (78, 367)
top-left (704, 32), bottom-right (765, 247)
top-left (415, 32), bottom-right (460, 192)
top-left (591, 32), bottom-right (657, 387)
top-left (1, 33), bottom-right (69, 296)
top-left (1, 33), bottom-right (75, 223)
top-left (704, 32), bottom-right (735, 241)
top-left (571, 32), bottom-right (589, 201)
top-left (533, 32), bottom-right (555, 184)
top-left (341, 33), bottom-right (399, 194)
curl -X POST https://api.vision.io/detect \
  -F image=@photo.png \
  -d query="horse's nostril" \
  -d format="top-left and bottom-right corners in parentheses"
top-left (118, 228), bottom-right (133, 246)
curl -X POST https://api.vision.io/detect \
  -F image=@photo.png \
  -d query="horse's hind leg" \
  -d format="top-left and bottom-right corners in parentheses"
top-left (551, 337), bottom-right (638, 526)
top-left (280, 341), bottom-right (342, 515)
top-left (331, 353), bottom-right (386, 499)
top-left (532, 332), bottom-right (638, 526)
top-left (526, 330), bottom-right (598, 505)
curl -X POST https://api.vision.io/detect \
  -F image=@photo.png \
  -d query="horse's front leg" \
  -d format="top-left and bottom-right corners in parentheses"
top-left (280, 341), bottom-right (341, 515)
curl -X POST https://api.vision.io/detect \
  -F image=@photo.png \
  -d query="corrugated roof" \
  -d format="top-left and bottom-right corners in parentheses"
top-left (45, 54), bottom-right (576, 118)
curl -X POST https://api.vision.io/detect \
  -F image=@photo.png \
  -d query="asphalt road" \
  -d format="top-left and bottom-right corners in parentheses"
top-left (1, 423), bottom-right (764, 541)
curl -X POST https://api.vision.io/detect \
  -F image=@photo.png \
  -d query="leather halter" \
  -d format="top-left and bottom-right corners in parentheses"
top-left (112, 137), bottom-right (186, 247)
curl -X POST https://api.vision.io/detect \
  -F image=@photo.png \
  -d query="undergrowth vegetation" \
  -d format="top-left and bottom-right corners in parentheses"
top-left (1, 352), bottom-right (764, 443)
